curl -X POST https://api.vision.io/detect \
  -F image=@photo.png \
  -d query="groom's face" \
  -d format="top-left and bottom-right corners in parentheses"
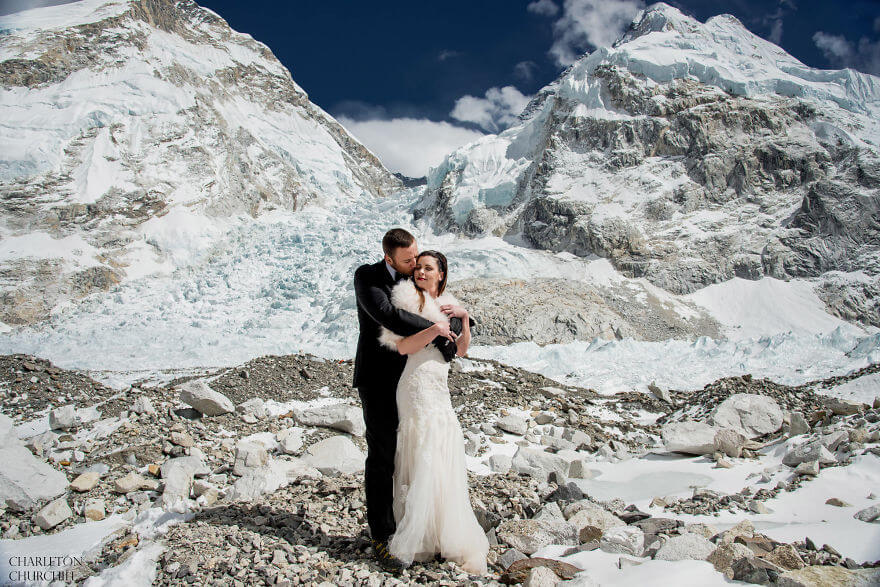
top-left (386, 243), bottom-right (419, 276)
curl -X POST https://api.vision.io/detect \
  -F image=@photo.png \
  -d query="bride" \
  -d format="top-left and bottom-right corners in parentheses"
top-left (377, 250), bottom-right (489, 575)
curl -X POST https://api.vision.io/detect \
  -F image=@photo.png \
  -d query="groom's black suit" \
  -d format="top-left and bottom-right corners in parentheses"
top-left (353, 259), bottom-right (456, 543)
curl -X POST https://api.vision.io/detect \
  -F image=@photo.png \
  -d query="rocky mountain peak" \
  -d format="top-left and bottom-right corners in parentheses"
top-left (0, 0), bottom-right (401, 326)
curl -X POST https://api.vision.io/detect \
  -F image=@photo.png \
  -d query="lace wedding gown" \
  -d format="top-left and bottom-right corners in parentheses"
top-left (378, 281), bottom-right (489, 575)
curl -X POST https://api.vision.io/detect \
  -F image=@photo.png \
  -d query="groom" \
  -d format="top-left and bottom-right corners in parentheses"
top-left (353, 228), bottom-right (457, 570)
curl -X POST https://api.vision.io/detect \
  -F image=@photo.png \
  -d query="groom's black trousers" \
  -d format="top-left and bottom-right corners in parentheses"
top-left (358, 385), bottom-right (399, 543)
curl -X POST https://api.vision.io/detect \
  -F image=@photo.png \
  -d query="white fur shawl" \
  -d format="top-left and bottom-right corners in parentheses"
top-left (378, 279), bottom-right (462, 351)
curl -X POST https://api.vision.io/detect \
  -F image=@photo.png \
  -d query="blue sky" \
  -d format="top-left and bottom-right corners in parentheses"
top-left (11, 0), bottom-right (876, 176)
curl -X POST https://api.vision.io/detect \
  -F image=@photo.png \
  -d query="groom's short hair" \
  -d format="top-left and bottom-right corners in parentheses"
top-left (382, 228), bottom-right (415, 256)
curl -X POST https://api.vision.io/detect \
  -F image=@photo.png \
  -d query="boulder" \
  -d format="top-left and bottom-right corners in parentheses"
top-left (131, 396), bottom-right (156, 415)
top-left (511, 447), bottom-right (569, 482)
top-left (237, 398), bottom-right (269, 420)
top-left (782, 442), bottom-right (836, 467)
top-left (765, 544), bottom-right (805, 571)
top-left (496, 519), bottom-right (579, 555)
top-left (654, 533), bottom-right (716, 561)
top-left (853, 504), bottom-right (880, 523)
top-left (276, 428), bottom-right (303, 454)
top-left (503, 557), bottom-right (582, 584)
top-left (499, 548), bottom-right (528, 570)
top-left (566, 505), bottom-right (626, 532)
top-left (489, 454), bottom-right (512, 474)
top-left (234, 442), bottom-right (269, 476)
top-left (177, 380), bottom-right (234, 416)
top-left (114, 472), bottom-right (146, 494)
top-left (533, 502), bottom-right (565, 522)
top-left (228, 458), bottom-right (320, 501)
top-left (70, 472), bottom-right (101, 492)
top-left (779, 565), bottom-right (880, 587)
top-left (49, 404), bottom-right (79, 430)
top-left (161, 465), bottom-right (193, 506)
top-left (294, 403), bottom-right (365, 437)
top-left (496, 415), bottom-right (529, 436)
top-left (33, 497), bottom-right (72, 530)
top-left (524, 566), bottom-right (560, 587)
top-left (707, 542), bottom-right (755, 579)
top-left (787, 412), bottom-right (810, 436)
top-left (599, 526), bottom-right (644, 556)
top-left (83, 498), bottom-right (105, 521)
top-left (160, 456), bottom-right (209, 479)
top-left (826, 398), bottom-right (862, 416)
top-left (713, 428), bottom-right (747, 458)
top-left (301, 436), bottom-right (365, 476)
top-left (661, 421), bottom-right (716, 455)
top-left (711, 394), bottom-right (783, 438)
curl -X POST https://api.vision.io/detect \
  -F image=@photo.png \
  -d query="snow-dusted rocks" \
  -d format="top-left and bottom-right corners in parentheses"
top-left (229, 458), bottom-right (320, 502)
top-left (294, 403), bottom-right (365, 437)
top-left (234, 441), bottom-right (269, 476)
top-left (496, 519), bottom-right (579, 555)
top-left (661, 421), bottom-right (716, 455)
top-left (598, 526), bottom-right (644, 556)
top-left (301, 436), bottom-right (365, 476)
top-left (178, 380), bottom-right (234, 416)
top-left (49, 404), bottom-right (79, 430)
top-left (496, 415), bottom-right (529, 436)
top-left (782, 441), bottom-right (837, 467)
top-left (711, 394), bottom-right (783, 438)
top-left (33, 496), bottom-right (72, 530)
top-left (0, 414), bottom-right (69, 511)
top-left (511, 446), bottom-right (570, 481)
top-left (654, 532), bottom-right (716, 561)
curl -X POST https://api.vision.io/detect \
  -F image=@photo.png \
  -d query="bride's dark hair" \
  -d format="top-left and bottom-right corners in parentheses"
top-left (415, 250), bottom-right (447, 311)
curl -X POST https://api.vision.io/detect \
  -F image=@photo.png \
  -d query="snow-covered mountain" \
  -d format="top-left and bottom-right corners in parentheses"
top-left (0, 0), bottom-right (400, 326)
top-left (417, 3), bottom-right (880, 325)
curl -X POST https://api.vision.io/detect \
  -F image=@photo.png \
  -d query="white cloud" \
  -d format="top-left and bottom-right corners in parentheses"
top-left (514, 60), bottom-right (538, 81)
top-left (813, 31), bottom-right (880, 76)
top-left (437, 49), bottom-right (462, 62)
top-left (548, 0), bottom-right (645, 66)
top-left (337, 117), bottom-right (484, 178)
top-left (527, 0), bottom-right (559, 17)
top-left (449, 86), bottom-right (532, 132)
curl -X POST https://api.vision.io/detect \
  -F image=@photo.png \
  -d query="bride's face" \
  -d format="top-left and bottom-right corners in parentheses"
top-left (414, 256), bottom-right (443, 293)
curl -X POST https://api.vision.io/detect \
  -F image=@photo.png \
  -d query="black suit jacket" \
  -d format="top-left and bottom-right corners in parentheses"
top-left (353, 260), bottom-right (459, 389)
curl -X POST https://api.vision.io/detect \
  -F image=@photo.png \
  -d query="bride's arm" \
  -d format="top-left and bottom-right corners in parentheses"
top-left (396, 322), bottom-right (455, 355)
top-left (455, 310), bottom-right (471, 357)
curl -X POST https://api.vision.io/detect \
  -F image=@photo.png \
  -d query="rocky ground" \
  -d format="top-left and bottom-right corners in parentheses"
top-left (1, 352), bottom-right (879, 586)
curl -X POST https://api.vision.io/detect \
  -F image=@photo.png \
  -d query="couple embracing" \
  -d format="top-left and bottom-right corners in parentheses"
top-left (353, 228), bottom-right (489, 575)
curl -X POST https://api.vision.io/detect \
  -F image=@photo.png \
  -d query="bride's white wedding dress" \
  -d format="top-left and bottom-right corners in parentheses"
top-left (378, 280), bottom-right (489, 575)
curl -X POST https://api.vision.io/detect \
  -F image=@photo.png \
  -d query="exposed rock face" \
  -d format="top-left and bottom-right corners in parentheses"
top-left (417, 4), bottom-right (880, 325)
top-left (0, 0), bottom-right (401, 325)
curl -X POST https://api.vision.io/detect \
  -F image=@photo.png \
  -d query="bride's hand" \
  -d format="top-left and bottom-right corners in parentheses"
top-left (433, 322), bottom-right (457, 342)
top-left (440, 304), bottom-right (468, 319)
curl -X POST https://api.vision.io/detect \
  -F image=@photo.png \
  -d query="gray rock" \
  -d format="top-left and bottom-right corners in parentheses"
top-left (499, 548), bottom-right (528, 570)
top-left (276, 428), bottom-right (303, 455)
top-left (819, 430), bottom-right (849, 451)
top-left (568, 460), bottom-right (593, 479)
top-left (229, 458), bottom-right (321, 501)
top-left (70, 471), bottom-right (101, 492)
top-left (83, 498), bottom-right (105, 521)
top-left (301, 436), bottom-right (365, 476)
top-left (561, 428), bottom-right (591, 447)
top-left (161, 465), bottom-right (193, 506)
top-left (49, 404), bottom-right (79, 430)
top-left (496, 415), bottom-right (529, 436)
top-left (711, 394), bottom-right (783, 438)
top-left (599, 526), bottom-right (645, 556)
top-left (524, 566), bottom-right (561, 587)
top-left (661, 421), bottom-right (716, 455)
top-left (714, 428), bottom-right (747, 458)
top-left (496, 519), bottom-right (579, 555)
top-left (533, 502), bottom-right (565, 522)
top-left (707, 542), bottom-right (755, 577)
top-left (489, 454), bottom-right (512, 474)
top-left (853, 504), bottom-right (880, 523)
top-left (0, 440), bottom-right (69, 511)
top-left (654, 533), bottom-right (716, 561)
top-left (541, 435), bottom-right (576, 451)
top-left (782, 442), bottom-right (837, 467)
top-left (795, 460), bottom-right (820, 476)
top-left (132, 396), bottom-right (156, 415)
top-left (511, 446), bottom-right (570, 481)
top-left (648, 381), bottom-right (673, 404)
top-left (33, 497), bottom-right (72, 530)
top-left (566, 504), bottom-right (626, 532)
top-left (294, 403), bottom-right (365, 437)
top-left (234, 442), bottom-right (269, 476)
top-left (114, 471), bottom-right (146, 494)
top-left (826, 399), bottom-right (862, 416)
top-left (177, 380), bottom-right (234, 416)
top-left (787, 412), bottom-right (810, 436)
top-left (161, 456), bottom-right (210, 479)
top-left (237, 398), bottom-right (269, 420)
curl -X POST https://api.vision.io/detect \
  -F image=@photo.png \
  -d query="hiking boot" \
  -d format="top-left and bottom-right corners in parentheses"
top-left (371, 539), bottom-right (407, 573)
